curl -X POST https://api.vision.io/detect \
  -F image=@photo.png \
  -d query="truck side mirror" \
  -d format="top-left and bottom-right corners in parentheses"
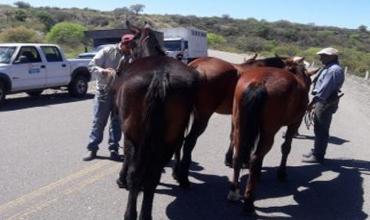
top-left (14, 55), bottom-right (28, 64)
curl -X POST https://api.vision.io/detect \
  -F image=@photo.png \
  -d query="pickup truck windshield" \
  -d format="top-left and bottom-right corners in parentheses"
top-left (0, 47), bottom-right (16, 64)
top-left (164, 41), bottom-right (182, 51)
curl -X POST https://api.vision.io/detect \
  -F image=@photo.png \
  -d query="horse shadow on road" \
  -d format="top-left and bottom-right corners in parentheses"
top-left (157, 159), bottom-right (369, 220)
top-left (0, 92), bottom-right (94, 111)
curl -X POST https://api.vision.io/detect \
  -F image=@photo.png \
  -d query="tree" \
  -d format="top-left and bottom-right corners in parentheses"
top-left (46, 22), bottom-right (87, 47)
top-left (129, 4), bottom-right (145, 15)
top-left (14, 10), bottom-right (27, 22)
top-left (14, 1), bottom-right (31, 9)
top-left (36, 11), bottom-right (56, 31)
top-left (358, 25), bottom-right (367, 33)
top-left (0, 26), bottom-right (42, 43)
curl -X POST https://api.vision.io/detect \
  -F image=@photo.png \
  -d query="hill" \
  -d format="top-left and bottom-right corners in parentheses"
top-left (0, 3), bottom-right (369, 75)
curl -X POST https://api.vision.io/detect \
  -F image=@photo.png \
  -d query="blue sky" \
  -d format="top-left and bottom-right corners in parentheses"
top-left (2, 0), bottom-right (370, 29)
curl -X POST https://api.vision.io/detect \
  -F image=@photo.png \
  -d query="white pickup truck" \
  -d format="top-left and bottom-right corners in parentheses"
top-left (0, 43), bottom-right (91, 106)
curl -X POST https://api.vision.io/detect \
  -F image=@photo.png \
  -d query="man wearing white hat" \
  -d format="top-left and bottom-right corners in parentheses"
top-left (302, 47), bottom-right (345, 163)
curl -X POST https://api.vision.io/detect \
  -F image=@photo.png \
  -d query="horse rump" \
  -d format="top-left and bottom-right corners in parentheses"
top-left (234, 82), bottom-right (267, 168)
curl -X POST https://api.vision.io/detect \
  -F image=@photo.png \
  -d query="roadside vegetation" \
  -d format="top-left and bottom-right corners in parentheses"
top-left (0, 2), bottom-right (369, 76)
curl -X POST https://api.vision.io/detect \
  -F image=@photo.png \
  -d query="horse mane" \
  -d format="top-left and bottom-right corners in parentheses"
top-left (242, 56), bottom-right (286, 68)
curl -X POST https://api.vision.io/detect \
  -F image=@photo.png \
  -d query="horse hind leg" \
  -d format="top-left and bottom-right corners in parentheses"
top-left (224, 120), bottom-right (234, 167)
top-left (139, 170), bottom-right (162, 220)
top-left (243, 134), bottom-right (273, 214)
top-left (227, 153), bottom-right (243, 202)
top-left (277, 123), bottom-right (300, 181)
top-left (172, 148), bottom-right (181, 180)
top-left (124, 188), bottom-right (140, 220)
top-left (117, 138), bottom-right (135, 189)
top-left (178, 117), bottom-right (209, 188)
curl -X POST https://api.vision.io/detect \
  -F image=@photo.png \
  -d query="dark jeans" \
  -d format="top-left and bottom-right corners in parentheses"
top-left (312, 99), bottom-right (339, 159)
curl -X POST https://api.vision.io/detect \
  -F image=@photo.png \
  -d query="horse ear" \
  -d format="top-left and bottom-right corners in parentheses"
top-left (144, 21), bottom-right (151, 35)
top-left (251, 53), bottom-right (257, 60)
top-left (292, 56), bottom-right (305, 64)
top-left (244, 53), bottom-right (257, 62)
top-left (307, 67), bottom-right (321, 76)
top-left (126, 20), bottom-right (140, 34)
top-left (144, 21), bottom-right (151, 29)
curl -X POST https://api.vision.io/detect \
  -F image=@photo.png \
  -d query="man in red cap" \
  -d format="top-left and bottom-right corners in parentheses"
top-left (83, 33), bottom-right (134, 161)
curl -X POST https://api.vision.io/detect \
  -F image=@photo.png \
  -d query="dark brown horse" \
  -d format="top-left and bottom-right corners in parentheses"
top-left (174, 55), bottom-right (289, 187)
top-left (228, 58), bottom-right (318, 214)
top-left (113, 22), bottom-right (199, 220)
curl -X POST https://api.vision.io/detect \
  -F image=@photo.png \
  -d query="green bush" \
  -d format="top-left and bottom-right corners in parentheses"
top-left (207, 33), bottom-right (226, 46)
top-left (0, 26), bottom-right (42, 43)
top-left (46, 22), bottom-right (86, 47)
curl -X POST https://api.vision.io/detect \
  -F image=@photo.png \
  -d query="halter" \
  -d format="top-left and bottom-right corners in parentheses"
top-left (140, 35), bottom-right (150, 45)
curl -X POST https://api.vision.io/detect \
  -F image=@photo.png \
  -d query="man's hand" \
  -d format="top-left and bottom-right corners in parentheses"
top-left (102, 68), bottom-right (116, 77)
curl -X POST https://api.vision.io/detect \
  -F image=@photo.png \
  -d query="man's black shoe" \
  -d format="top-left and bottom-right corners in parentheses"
top-left (82, 150), bottom-right (97, 161)
top-left (110, 150), bottom-right (120, 161)
top-left (302, 154), bottom-right (323, 164)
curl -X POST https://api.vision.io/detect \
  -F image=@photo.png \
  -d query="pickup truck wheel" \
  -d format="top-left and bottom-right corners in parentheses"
top-left (27, 90), bottom-right (43, 97)
top-left (0, 81), bottom-right (6, 106)
top-left (69, 75), bottom-right (88, 98)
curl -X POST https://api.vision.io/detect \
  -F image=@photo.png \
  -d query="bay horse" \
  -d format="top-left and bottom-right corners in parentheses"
top-left (228, 58), bottom-right (318, 214)
top-left (113, 22), bottom-right (199, 220)
top-left (174, 55), bottom-right (290, 187)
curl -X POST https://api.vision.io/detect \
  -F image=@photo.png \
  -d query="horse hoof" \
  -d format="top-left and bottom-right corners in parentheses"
top-left (116, 178), bottom-right (127, 189)
top-left (225, 161), bottom-right (232, 168)
top-left (172, 172), bottom-right (178, 180)
top-left (179, 179), bottom-right (191, 189)
top-left (227, 189), bottom-right (241, 202)
top-left (242, 163), bottom-right (248, 169)
top-left (224, 158), bottom-right (233, 168)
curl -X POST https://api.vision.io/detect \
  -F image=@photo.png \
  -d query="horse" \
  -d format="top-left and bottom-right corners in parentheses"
top-left (113, 22), bottom-right (200, 220)
top-left (227, 58), bottom-right (319, 214)
top-left (174, 55), bottom-right (291, 187)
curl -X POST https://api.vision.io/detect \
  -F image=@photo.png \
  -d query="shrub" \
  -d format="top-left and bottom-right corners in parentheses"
top-left (0, 26), bottom-right (42, 43)
top-left (46, 22), bottom-right (87, 47)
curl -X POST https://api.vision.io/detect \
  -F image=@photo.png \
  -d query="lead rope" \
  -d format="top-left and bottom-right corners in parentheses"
top-left (304, 110), bottom-right (315, 130)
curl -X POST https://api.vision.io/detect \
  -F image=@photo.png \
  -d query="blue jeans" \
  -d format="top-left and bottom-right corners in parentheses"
top-left (312, 99), bottom-right (339, 159)
top-left (87, 89), bottom-right (122, 151)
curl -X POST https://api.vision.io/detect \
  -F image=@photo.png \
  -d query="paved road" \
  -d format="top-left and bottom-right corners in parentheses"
top-left (0, 51), bottom-right (369, 219)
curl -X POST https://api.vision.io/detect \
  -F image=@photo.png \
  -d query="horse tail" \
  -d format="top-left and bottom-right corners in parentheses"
top-left (238, 83), bottom-right (267, 165)
top-left (127, 70), bottom-right (170, 189)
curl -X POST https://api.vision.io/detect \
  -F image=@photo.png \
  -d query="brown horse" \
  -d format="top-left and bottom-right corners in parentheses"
top-left (228, 58), bottom-right (318, 214)
top-left (174, 55), bottom-right (289, 187)
top-left (114, 22), bottom-right (199, 220)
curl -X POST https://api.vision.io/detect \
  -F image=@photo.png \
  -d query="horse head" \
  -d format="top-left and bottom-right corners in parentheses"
top-left (126, 21), bottom-right (165, 59)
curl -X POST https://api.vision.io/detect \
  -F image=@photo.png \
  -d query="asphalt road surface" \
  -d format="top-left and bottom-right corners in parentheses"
top-left (0, 50), bottom-right (369, 220)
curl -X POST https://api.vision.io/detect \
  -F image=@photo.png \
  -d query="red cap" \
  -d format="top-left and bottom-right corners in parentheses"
top-left (121, 34), bottom-right (134, 44)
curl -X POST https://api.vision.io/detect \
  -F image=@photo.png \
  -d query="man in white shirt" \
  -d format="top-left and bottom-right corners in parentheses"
top-left (83, 34), bottom-right (134, 161)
